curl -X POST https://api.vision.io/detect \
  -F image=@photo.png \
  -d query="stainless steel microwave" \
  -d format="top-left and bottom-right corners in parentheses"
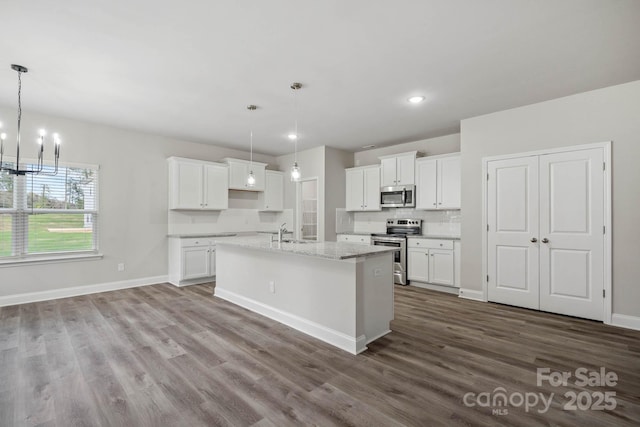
top-left (380, 185), bottom-right (415, 208)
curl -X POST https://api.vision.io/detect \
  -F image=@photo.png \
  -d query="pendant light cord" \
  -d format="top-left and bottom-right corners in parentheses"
top-left (293, 87), bottom-right (298, 163)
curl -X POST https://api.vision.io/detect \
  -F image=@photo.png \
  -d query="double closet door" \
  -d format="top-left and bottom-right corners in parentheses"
top-left (487, 147), bottom-right (605, 321)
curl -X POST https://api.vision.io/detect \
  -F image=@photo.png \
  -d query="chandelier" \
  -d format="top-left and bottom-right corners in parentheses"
top-left (0, 64), bottom-right (61, 176)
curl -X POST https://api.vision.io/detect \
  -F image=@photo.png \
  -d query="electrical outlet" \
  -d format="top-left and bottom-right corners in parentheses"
top-left (269, 281), bottom-right (275, 293)
top-left (117, 263), bottom-right (125, 272)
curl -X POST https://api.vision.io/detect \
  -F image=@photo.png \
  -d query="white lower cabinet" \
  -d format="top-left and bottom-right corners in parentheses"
top-left (169, 237), bottom-right (216, 286)
top-left (407, 238), bottom-right (459, 287)
top-left (407, 248), bottom-right (429, 282)
top-left (337, 234), bottom-right (372, 245)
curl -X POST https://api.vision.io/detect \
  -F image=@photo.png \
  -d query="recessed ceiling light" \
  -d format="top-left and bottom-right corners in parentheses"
top-left (288, 133), bottom-right (297, 140)
top-left (408, 96), bottom-right (426, 104)
top-left (362, 144), bottom-right (376, 149)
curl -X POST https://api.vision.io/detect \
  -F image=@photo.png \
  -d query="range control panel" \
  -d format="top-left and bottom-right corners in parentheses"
top-left (387, 219), bottom-right (421, 226)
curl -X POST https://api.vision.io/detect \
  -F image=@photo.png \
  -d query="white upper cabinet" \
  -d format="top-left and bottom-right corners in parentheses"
top-left (379, 151), bottom-right (417, 186)
top-left (259, 170), bottom-right (284, 211)
top-left (203, 164), bottom-right (229, 210)
top-left (223, 158), bottom-right (267, 191)
top-left (345, 165), bottom-right (381, 211)
top-left (168, 157), bottom-right (228, 210)
top-left (438, 155), bottom-right (461, 209)
top-left (416, 153), bottom-right (460, 210)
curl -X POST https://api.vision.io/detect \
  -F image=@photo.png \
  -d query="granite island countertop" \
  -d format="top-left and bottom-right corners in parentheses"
top-left (167, 232), bottom-right (238, 238)
top-left (214, 236), bottom-right (399, 260)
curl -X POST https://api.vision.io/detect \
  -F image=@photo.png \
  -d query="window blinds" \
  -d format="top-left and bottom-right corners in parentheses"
top-left (0, 162), bottom-right (99, 258)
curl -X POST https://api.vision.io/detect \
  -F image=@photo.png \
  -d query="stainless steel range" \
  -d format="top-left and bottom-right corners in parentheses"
top-left (371, 218), bottom-right (422, 285)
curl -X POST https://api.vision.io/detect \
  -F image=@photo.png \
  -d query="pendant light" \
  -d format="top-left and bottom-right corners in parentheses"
top-left (290, 82), bottom-right (302, 182)
top-left (246, 104), bottom-right (257, 187)
top-left (0, 64), bottom-right (62, 176)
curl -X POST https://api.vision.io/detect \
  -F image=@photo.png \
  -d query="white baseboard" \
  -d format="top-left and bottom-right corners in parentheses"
top-left (611, 313), bottom-right (640, 331)
top-left (410, 282), bottom-right (459, 295)
top-left (215, 287), bottom-right (366, 354)
top-left (0, 275), bottom-right (168, 307)
top-left (458, 288), bottom-right (486, 302)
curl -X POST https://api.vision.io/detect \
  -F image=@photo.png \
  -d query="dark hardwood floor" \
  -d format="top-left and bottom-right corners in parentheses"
top-left (1, 283), bottom-right (639, 426)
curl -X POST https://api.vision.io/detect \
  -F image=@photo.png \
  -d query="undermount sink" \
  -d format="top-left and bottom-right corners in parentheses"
top-left (281, 239), bottom-right (314, 244)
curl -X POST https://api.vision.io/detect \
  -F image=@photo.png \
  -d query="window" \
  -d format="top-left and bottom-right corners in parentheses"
top-left (0, 162), bottom-right (99, 261)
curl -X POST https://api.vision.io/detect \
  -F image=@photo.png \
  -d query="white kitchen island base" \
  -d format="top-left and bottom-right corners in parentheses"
top-left (214, 242), bottom-right (395, 354)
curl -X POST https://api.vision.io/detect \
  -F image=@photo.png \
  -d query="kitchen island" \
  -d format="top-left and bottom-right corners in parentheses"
top-left (214, 237), bottom-right (398, 354)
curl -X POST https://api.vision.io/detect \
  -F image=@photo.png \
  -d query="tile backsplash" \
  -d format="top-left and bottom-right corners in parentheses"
top-left (169, 208), bottom-right (294, 235)
top-left (337, 208), bottom-right (461, 236)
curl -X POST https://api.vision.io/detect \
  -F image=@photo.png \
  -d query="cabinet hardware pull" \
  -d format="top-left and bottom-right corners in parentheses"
top-left (542, 238), bottom-right (549, 243)
top-left (530, 237), bottom-right (537, 243)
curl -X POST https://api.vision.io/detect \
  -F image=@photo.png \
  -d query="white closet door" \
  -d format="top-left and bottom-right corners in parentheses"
top-left (539, 148), bottom-right (604, 321)
top-left (487, 156), bottom-right (539, 309)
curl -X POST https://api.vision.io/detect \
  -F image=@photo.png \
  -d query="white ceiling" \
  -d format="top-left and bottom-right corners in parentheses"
top-left (1, 0), bottom-right (639, 156)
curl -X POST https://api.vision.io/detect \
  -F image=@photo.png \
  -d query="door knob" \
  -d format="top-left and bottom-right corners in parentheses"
top-left (530, 237), bottom-right (537, 243)
top-left (541, 238), bottom-right (549, 243)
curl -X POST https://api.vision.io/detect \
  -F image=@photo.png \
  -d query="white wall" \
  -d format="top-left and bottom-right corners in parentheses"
top-left (324, 147), bottom-right (353, 241)
top-left (460, 80), bottom-right (640, 318)
top-left (0, 106), bottom-right (276, 298)
top-left (354, 134), bottom-right (460, 166)
top-left (277, 146), bottom-right (326, 240)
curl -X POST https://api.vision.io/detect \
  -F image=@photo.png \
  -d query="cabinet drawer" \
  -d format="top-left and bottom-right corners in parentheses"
top-left (180, 238), bottom-right (214, 248)
top-left (408, 238), bottom-right (454, 250)
top-left (337, 234), bottom-right (371, 244)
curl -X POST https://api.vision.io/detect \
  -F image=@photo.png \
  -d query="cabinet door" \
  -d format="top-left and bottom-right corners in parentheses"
top-left (429, 249), bottom-right (454, 286)
top-left (380, 158), bottom-right (397, 187)
top-left (171, 161), bottom-right (204, 209)
top-left (396, 154), bottom-right (415, 185)
top-left (407, 248), bottom-right (429, 282)
top-left (487, 156), bottom-right (540, 310)
top-left (203, 164), bottom-right (229, 210)
top-left (263, 171), bottom-right (284, 211)
top-left (345, 169), bottom-right (364, 211)
top-left (247, 164), bottom-right (266, 191)
top-left (182, 246), bottom-right (211, 280)
top-left (209, 247), bottom-right (216, 276)
top-left (416, 159), bottom-right (437, 209)
top-left (538, 148), bottom-right (604, 321)
top-left (363, 167), bottom-right (381, 211)
top-left (228, 162), bottom-right (248, 190)
top-left (438, 156), bottom-right (461, 209)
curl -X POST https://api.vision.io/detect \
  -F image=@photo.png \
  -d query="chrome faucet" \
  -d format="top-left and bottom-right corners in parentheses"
top-left (277, 222), bottom-right (287, 243)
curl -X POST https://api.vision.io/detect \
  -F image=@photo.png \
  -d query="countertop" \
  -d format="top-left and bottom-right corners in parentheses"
top-left (214, 236), bottom-right (399, 260)
top-left (167, 232), bottom-right (238, 238)
top-left (337, 231), bottom-right (461, 240)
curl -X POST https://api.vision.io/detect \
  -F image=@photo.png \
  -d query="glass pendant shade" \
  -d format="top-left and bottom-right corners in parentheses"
top-left (291, 162), bottom-right (301, 182)
top-left (289, 82), bottom-right (302, 182)
top-left (246, 104), bottom-right (257, 188)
